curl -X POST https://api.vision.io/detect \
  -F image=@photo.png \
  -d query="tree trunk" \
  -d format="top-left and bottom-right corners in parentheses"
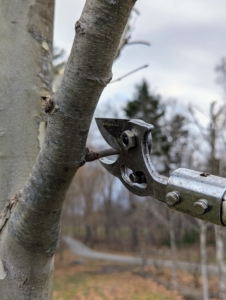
top-left (149, 202), bottom-right (178, 289)
top-left (85, 224), bottom-right (93, 247)
top-left (0, 0), bottom-right (136, 298)
top-left (214, 225), bottom-right (226, 300)
top-left (131, 225), bottom-right (139, 251)
top-left (199, 221), bottom-right (209, 300)
top-left (140, 227), bottom-right (147, 277)
top-left (169, 226), bottom-right (178, 290)
top-left (0, 0), bottom-right (54, 213)
top-left (105, 223), bottom-right (111, 245)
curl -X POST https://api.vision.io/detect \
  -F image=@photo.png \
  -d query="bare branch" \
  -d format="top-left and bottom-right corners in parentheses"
top-left (188, 104), bottom-right (207, 140)
top-left (127, 40), bottom-right (151, 47)
top-left (147, 200), bottom-right (169, 229)
top-left (85, 148), bottom-right (120, 162)
top-left (132, 7), bottom-right (140, 15)
top-left (111, 64), bottom-right (149, 83)
top-left (181, 216), bottom-right (200, 232)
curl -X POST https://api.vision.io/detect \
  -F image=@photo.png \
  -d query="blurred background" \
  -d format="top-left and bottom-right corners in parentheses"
top-left (53, 1), bottom-right (226, 299)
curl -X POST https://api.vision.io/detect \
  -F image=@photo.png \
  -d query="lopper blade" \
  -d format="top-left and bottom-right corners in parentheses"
top-left (95, 118), bottom-right (129, 150)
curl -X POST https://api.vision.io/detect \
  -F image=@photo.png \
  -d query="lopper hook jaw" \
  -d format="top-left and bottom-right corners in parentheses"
top-left (96, 118), bottom-right (168, 201)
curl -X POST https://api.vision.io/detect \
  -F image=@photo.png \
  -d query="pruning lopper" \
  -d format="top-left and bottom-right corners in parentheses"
top-left (96, 118), bottom-right (226, 226)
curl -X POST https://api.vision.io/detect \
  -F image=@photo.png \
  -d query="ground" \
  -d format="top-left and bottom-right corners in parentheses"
top-left (53, 250), bottom-right (182, 300)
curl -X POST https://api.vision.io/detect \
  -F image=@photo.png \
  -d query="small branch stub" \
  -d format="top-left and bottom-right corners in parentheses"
top-left (0, 194), bottom-right (19, 233)
top-left (42, 95), bottom-right (55, 114)
top-left (85, 148), bottom-right (120, 162)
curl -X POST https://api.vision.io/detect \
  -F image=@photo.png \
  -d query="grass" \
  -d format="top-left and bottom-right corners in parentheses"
top-left (53, 251), bottom-right (183, 300)
top-left (54, 272), bottom-right (182, 300)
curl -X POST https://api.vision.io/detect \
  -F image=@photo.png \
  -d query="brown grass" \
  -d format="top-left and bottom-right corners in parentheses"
top-left (53, 250), bottom-right (183, 300)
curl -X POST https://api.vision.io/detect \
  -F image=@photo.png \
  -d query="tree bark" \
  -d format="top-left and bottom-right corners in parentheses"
top-left (199, 221), bottom-right (209, 300)
top-left (0, 0), bottom-right (136, 298)
top-left (0, 0), bottom-right (54, 214)
top-left (214, 225), bottom-right (226, 300)
top-left (140, 227), bottom-right (147, 277)
top-left (169, 225), bottom-right (178, 290)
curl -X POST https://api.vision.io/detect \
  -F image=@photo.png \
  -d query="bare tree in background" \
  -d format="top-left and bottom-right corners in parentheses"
top-left (215, 57), bottom-right (226, 96)
top-left (73, 163), bottom-right (104, 247)
top-left (148, 200), bottom-right (179, 289)
top-left (189, 101), bottom-right (226, 300)
top-left (101, 172), bottom-right (116, 245)
top-left (198, 220), bottom-right (210, 300)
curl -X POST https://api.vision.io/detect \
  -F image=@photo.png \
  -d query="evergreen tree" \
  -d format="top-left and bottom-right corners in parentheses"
top-left (124, 80), bottom-right (171, 174)
top-left (165, 113), bottom-right (188, 168)
top-left (124, 80), bottom-right (164, 127)
top-left (124, 80), bottom-right (189, 175)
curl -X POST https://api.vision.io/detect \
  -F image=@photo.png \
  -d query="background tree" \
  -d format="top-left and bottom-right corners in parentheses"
top-left (124, 80), bottom-right (170, 174)
top-left (189, 101), bottom-right (226, 300)
top-left (124, 80), bottom-right (189, 175)
top-left (215, 57), bottom-right (226, 96)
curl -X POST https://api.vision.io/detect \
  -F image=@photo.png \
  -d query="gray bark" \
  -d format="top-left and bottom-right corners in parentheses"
top-left (169, 225), bottom-right (177, 290)
top-left (198, 221), bottom-right (209, 300)
top-left (0, 0), bottom-right (54, 213)
top-left (140, 227), bottom-right (147, 277)
top-left (214, 225), bottom-right (226, 300)
top-left (0, 0), bottom-right (136, 299)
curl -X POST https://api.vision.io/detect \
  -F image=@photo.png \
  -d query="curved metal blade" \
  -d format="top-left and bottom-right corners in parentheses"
top-left (99, 157), bottom-right (119, 177)
top-left (96, 118), bottom-right (129, 150)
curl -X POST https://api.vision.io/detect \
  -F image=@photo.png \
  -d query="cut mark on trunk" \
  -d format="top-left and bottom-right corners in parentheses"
top-left (0, 258), bottom-right (6, 280)
top-left (85, 76), bottom-right (112, 86)
top-left (75, 21), bottom-right (86, 35)
top-left (42, 94), bottom-right (56, 114)
top-left (0, 194), bottom-right (19, 234)
top-left (42, 41), bottom-right (49, 51)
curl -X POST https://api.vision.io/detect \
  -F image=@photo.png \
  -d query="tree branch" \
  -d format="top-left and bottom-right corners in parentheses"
top-left (7, 0), bottom-right (137, 256)
top-left (111, 64), bottom-right (149, 83)
top-left (132, 7), bottom-right (140, 15)
top-left (85, 148), bottom-right (120, 162)
top-left (127, 40), bottom-right (151, 46)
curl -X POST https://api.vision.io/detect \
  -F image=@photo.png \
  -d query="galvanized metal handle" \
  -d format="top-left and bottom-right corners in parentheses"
top-left (166, 168), bottom-right (226, 226)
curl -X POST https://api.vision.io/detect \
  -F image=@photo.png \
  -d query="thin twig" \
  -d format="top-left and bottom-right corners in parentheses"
top-left (188, 105), bottom-right (207, 140)
top-left (127, 41), bottom-right (151, 47)
top-left (132, 7), bottom-right (140, 15)
top-left (110, 64), bottom-right (149, 83)
top-left (85, 148), bottom-right (120, 162)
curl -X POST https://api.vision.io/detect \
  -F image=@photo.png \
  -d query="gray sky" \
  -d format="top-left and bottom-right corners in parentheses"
top-left (54, 0), bottom-right (226, 114)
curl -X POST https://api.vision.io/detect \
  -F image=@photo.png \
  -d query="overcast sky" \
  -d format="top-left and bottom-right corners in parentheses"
top-left (54, 0), bottom-right (226, 115)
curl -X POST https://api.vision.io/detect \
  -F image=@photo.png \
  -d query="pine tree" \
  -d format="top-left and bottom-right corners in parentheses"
top-left (124, 80), bottom-right (170, 174)
top-left (124, 80), bottom-right (189, 175)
